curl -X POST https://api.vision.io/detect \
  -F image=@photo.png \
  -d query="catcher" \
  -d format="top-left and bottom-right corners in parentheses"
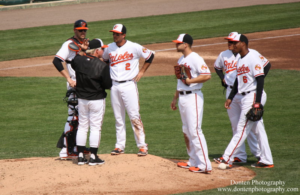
top-left (171, 33), bottom-right (212, 174)
top-left (56, 89), bottom-right (90, 159)
top-left (213, 34), bottom-right (274, 169)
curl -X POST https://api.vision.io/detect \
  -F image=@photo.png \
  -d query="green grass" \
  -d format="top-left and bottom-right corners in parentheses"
top-left (0, 2), bottom-right (300, 61)
top-left (0, 70), bottom-right (299, 194)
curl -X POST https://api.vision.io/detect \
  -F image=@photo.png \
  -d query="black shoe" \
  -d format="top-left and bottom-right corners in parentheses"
top-left (78, 156), bottom-right (88, 165)
top-left (89, 156), bottom-right (105, 166)
top-left (111, 148), bottom-right (124, 155)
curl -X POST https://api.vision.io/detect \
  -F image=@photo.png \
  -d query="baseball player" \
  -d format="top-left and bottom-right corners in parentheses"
top-left (102, 24), bottom-right (155, 156)
top-left (71, 39), bottom-right (112, 165)
top-left (53, 19), bottom-right (89, 159)
top-left (214, 34), bottom-right (274, 168)
top-left (214, 32), bottom-right (270, 163)
top-left (171, 34), bottom-right (212, 173)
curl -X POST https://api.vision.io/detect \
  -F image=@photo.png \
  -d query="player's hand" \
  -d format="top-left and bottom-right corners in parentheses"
top-left (79, 38), bottom-right (89, 50)
top-left (68, 79), bottom-right (76, 88)
top-left (134, 72), bottom-right (144, 82)
top-left (224, 99), bottom-right (232, 109)
top-left (171, 98), bottom-right (177, 110)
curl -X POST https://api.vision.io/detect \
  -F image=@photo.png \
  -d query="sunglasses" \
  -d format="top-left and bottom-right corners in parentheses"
top-left (228, 41), bottom-right (238, 44)
top-left (78, 30), bottom-right (87, 32)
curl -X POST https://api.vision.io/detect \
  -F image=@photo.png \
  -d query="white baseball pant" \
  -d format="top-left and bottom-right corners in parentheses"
top-left (223, 91), bottom-right (273, 165)
top-left (111, 80), bottom-right (147, 150)
top-left (226, 87), bottom-right (261, 161)
top-left (179, 90), bottom-right (212, 171)
top-left (76, 98), bottom-right (105, 148)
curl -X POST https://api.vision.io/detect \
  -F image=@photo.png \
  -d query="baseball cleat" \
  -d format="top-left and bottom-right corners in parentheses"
top-left (213, 157), bottom-right (232, 168)
top-left (111, 148), bottom-right (124, 155)
top-left (60, 153), bottom-right (78, 160)
top-left (177, 162), bottom-right (190, 169)
top-left (189, 167), bottom-right (212, 174)
top-left (78, 157), bottom-right (88, 165)
top-left (233, 157), bottom-right (246, 163)
top-left (213, 157), bottom-right (224, 164)
top-left (89, 156), bottom-right (105, 166)
top-left (137, 148), bottom-right (148, 156)
top-left (251, 162), bottom-right (274, 168)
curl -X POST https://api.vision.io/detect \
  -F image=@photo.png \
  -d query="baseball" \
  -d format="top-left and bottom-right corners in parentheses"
top-left (218, 163), bottom-right (227, 170)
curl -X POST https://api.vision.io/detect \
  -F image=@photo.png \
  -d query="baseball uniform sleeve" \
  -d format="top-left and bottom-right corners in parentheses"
top-left (135, 43), bottom-right (153, 60)
top-left (195, 55), bottom-right (211, 75)
top-left (102, 45), bottom-right (110, 62)
top-left (55, 41), bottom-right (72, 62)
top-left (214, 52), bottom-right (224, 70)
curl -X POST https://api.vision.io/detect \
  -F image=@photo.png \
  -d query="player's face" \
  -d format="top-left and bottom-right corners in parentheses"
top-left (74, 29), bottom-right (87, 40)
top-left (175, 42), bottom-right (186, 52)
top-left (227, 41), bottom-right (236, 50)
top-left (231, 41), bottom-right (241, 53)
top-left (97, 48), bottom-right (104, 58)
top-left (113, 32), bottom-right (125, 43)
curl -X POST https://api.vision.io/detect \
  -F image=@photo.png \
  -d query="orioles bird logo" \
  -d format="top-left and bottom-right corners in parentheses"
top-left (142, 47), bottom-right (148, 53)
top-left (255, 64), bottom-right (261, 70)
top-left (81, 22), bottom-right (87, 27)
top-left (201, 65), bottom-right (208, 70)
top-left (259, 55), bottom-right (265, 60)
top-left (114, 25), bottom-right (118, 29)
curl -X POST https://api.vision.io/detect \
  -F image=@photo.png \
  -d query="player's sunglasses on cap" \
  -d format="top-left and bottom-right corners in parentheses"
top-left (172, 33), bottom-right (193, 46)
top-left (88, 39), bottom-right (108, 49)
top-left (110, 24), bottom-right (127, 34)
top-left (74, 19), bottom-right (89, 30)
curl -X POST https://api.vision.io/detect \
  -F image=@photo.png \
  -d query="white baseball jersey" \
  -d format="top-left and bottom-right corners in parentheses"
top-left (236, 49), bottom-right (269, 93)
top-left (102, 40), bottom-right (153, 81)
top-left (55, 40), bottom-right (78, 81)
top-left (177, 52), bottom-right (211, 91)
top-left (214, 50), bottom-right (240, 86)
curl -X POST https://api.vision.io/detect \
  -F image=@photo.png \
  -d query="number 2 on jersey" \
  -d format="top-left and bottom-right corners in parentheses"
top-left (243, 76), bottom-right (248, 83)
top-left (125, 63), bottom-right (131, 70)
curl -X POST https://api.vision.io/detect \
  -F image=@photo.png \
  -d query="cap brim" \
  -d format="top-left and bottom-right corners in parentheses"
top-left (225, 38), bottom-right (239, 42)
top-left (109, 30), bottom-right (123, 33)
top-left (172, 40), bottom-right (183, 43)
top-left (101, 45), bottom-right (109, 48)
top-left (75, 27), bottom-right (89, 30)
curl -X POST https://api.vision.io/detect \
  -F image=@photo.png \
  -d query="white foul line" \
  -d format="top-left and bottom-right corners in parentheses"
top-left (1, 33), bottom-right (299, 71)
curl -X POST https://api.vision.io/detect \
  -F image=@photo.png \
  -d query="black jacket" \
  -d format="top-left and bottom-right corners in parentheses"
top-left (71, 53), bottom-right (112, 100)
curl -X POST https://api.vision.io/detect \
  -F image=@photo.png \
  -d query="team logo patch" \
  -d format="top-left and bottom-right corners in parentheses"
top-left (114, 25), bottom-right (118, 29)
top-left (255, 64), bottom-right (261, 70)
top-left (259, 55), bottom-right (265, 60)
top-left (142, 47), bottom-right (148, 53)
top-left (81, 22), bottom-right (87, 27)
top-left (201, 64), bottom-right (208, 70)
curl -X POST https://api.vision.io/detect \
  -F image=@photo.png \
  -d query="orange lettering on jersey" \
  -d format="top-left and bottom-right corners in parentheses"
top-left (224, 60), bottom-right (237, 74)
top-left (237, 64), bottom-right (250, 75)
top-left (109, 52), bottom-right (134, 66)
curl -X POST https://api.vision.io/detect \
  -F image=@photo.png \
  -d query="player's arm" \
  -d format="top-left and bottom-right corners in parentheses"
top-left (186, 74), bottom-right (211, 85)
top-left (53, 57), bottom-right (76, 88)
top-left (225, 78), bottom-right (238, 109)
top-left (255, 75), bottom-right (265, 104)
top-left (134, 53), bottom-right (155, 82)
top-left (170, 90), bottom-right (180, 111)
top-left (101, 64), bottom-right (113, 89)
top-left (214, 68), bottom-right (228, 88)
top-left (264, 62), bottom-right (271, 77)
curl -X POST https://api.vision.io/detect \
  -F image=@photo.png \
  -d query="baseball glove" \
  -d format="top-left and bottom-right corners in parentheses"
top-left (174, 65), bottom-right (191, 86)
top-left (246, 103), bottom-right (264, 121)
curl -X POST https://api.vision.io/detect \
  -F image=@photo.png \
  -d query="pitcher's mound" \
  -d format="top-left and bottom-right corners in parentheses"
top-left (0, 154), bottom-right (255, 195)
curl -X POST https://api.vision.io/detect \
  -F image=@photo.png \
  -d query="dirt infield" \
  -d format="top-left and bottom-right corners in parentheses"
top-left (1, 0), bottom-right (300, 194)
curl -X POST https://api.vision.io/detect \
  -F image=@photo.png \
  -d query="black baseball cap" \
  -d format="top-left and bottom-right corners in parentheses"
top-left (89, 39), bottom-right (108, 49)
top-left (172, 34), bottom-right (193, 46)
top-left (74, 19), bottom-right (88, 30)
top-left (239, 34), bottom-right (248, 45)
top-left (109, 24), bottom-right (127, 34)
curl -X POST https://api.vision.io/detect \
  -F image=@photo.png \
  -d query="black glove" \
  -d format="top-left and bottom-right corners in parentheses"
top-left (246, 103), bottom-right (264, 121)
